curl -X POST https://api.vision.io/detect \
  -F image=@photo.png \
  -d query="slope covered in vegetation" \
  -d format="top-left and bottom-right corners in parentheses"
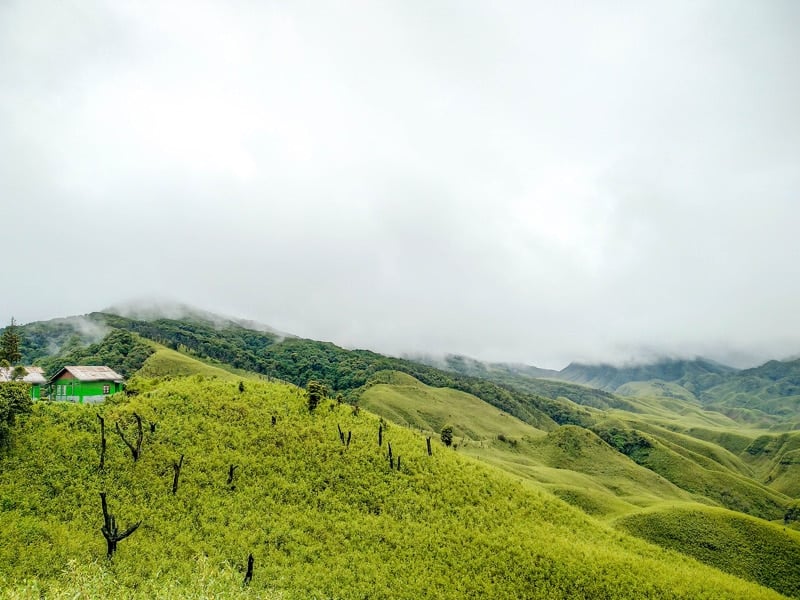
top-left (615, 505), bottom-right (800, 598)
top-left (0, 376), bottom-right (788, 599)
top-left (360, 371), bottom-right (692, 518)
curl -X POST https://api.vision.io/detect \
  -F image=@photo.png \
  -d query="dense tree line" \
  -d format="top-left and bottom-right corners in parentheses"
top-left (38, 330), bottom-right (154, 379)
top-left (97, 315), bottom-right (596, 430)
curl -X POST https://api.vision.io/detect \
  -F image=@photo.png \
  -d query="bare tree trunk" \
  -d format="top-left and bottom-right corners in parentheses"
top-left (243, 553), bottom-right (254, 586)
top-left (116, 413), bottom-right (144, 461)
top-left (378, 423), bottom-right (383, 447)
top-left (227, 464), bottom-right (238, 486)
top-left (172, 454), bottom-right (184, 495)
top-left (99, 492), bottom-right (140, 559)
top-left (426, 437), bottom-right (432, 456)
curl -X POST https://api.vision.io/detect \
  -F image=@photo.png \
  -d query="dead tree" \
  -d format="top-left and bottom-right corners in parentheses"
top-left (337, 424), bottom-right (345, 444)
top-left (149, 421), bottom-right (157, 433)
top-left (116, 413), bottom-right (143, 461)
top-left (99, 492), bottom-right (140, 559)
top-left (227, 464), bottom-right (238, 486)
top-left (346, 431), bottom-right (351, 448)
top-left (388, 442), bottom-right (394, 469)
top-left (97, 414), bottom-right (106, 471)
top-left (396, 456), bottom-right (401, 471)
top-left (378, 423), bottom-right (383, 447)
top-left (426, 437), bottom-right (432, 456)
top-left (271, 415), bottom-right (276, 427)
top-left (172, 454), bottom-right (184, 495)
top-left (243, 553), bottom-right (254, 586)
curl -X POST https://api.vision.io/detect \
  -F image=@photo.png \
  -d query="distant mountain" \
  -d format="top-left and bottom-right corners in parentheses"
top-left (104, 300), bottom-right (290, 336)
top-left (699, 358), bottom-right (800, 419)
top-left (556, 358), bottom-right (738, 394)
top-left (410, 353), bottom-right (638, 411)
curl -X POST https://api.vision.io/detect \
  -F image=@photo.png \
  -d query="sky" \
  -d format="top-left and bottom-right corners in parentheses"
top-left (1, 1), bottom-right (799, 369)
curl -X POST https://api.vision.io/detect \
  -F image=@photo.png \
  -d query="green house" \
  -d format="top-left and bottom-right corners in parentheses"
top-left (49, 366), bottom-right (124, 404)
top-left (0, 366), bottom-right (46, 399)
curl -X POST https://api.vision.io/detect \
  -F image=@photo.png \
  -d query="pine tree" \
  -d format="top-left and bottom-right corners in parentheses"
top-left (0, 318), bottom-right (21, 366)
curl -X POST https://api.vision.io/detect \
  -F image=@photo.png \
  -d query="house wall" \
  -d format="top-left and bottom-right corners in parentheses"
top-left (51, 377), bottom-right (121, 403)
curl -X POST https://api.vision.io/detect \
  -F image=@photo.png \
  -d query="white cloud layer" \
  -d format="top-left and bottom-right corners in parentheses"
top-left (1, 0), bottom-right (799, 368)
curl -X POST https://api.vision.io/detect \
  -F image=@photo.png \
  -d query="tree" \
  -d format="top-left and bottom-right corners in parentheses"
top-left (0, 381), bottom-right (32, 447)
top-left (0, 318), bottom-right (21, 366)
top-left (440, 424), bottom-right (454, 447)
top-left (785, 501), bottom-right (800, 526)
top-left (307, 380), bottom-right (326, 412)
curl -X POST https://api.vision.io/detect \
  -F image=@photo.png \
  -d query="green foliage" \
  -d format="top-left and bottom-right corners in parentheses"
top-left (306, 379), bottom-right (325, 412)
top-left (9, 366), bottom-right (27, 381)
top-left (592, 421), bottom-right (653, 457)
top-left (14, 316), bottom-right (110, 365)
top-left (786, 501), bottom-right (800, 525)
top-left (0, 382), bottom-right (32, 448)
top-left (616, 505), bottom-right (800, 598)
top-left (38, 330), bottom-right (154, 379)
top-left (0, 318), bottom-right (22, 366)
top-left (136, 346), bottom-right (241, 381)
top-left (0, 376), bottom-right (785, 599)
top-left (97, 313), bottom-right (280, 373)
top-left (440, 425), bottom-right (453, 447)
top-left (90, 314), bottom-right (602, 431)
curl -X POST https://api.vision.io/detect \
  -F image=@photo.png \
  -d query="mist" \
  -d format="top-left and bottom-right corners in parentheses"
top-left (1, 1), bottom-right (799, 369)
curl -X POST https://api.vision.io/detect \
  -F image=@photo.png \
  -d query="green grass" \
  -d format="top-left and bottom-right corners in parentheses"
top-left (136, 346), bottom-right (243, 380)
top-left (0, 376), bottom-right (787, 599)
top-left (362, 373), bottom-right (694, 518)
top-left (615, 504), bottom-right (800, 598)
top-left (359, 371), bottom-right (546, 441)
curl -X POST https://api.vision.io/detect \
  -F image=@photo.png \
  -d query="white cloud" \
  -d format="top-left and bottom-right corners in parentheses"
top-left (1, 0), bottom-right (799, 369)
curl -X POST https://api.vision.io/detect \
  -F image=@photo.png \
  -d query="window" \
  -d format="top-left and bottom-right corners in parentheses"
top-left (103, 385), bottom-right (110, 394)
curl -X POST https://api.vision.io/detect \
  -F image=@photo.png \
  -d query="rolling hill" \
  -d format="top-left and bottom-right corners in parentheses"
top-left (3, 307), bottom-right (800, 597)
top-left (0, 371), bottom-right (791, 598)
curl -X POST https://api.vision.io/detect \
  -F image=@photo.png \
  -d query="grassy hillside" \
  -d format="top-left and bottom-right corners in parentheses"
top-left (361, 372), bottom-right (694, 518)
top-left (90, 314), bottom-right (595, 431)
top-left (0, 376), bottom-right (788, 599)
top-left (136, 345), bottom-right (244, 380)
top-left (616, 505), bottom-right (800, 599)
top-left (592, 418), bottom-right (791, 521)
top-left (359, 370), bottom-right (545, 441)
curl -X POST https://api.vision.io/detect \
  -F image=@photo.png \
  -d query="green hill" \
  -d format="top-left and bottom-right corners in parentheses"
top-left (361, 372), bottom-right (694, 518)
top-left (0, 375), bottom-right (788, 599)
top-left (359, 370), bottom-right (546, 441)
top-left (616, 505), bottom-right (800, 598)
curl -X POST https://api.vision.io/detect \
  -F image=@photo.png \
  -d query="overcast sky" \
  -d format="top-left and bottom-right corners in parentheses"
top-left (2, 1), bottom-right (799, 368)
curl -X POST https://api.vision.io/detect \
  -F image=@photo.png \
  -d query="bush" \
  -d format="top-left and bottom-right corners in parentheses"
top-left (441, 425), bottom-right (454, 447)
